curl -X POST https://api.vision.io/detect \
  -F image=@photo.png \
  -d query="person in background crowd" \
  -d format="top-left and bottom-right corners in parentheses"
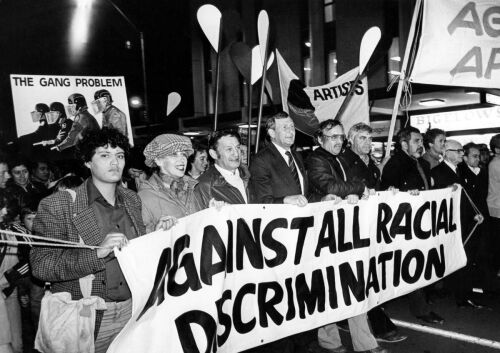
top-left (250, 111), bottom-right (308, 206)
top-left (487, 134), bottom-right (500, 277)
top-left (430, 139), bottom-right (464, 189)
top-left (0, 191), bottom-right (24, 353)
top-left (307, 120), bottom-right (386, 353)
top-left (0, 159), bottom-right (10, 189)
top-left (54, 93), bottom-right (100, 151)
top-left (478, 143), bottom-right (491, 169)
top-left (340, 122), bottom-right (407, 344)
top-left (138, 134), bottom-right (197, 233)
top-left (186, 143), bottom-right (209, 179)
top-left (6, 159), bottom-right (39, 210)
top-left (30, 160), bottom-right (52, 200)
top-left (194, 130), bottom-right (249, 209)
top-left (53, 174), bottom-right (84, 192)
top-left (93, 89), bottom-right (128, 137)
top-left (381, 126), bottom-right (445, 325)
top-left (248, 111), bottom-right (311, 352)
top-left (421, 128), bottom-right (446, 169)
top-left (30, 128), bottom-right (174, 353)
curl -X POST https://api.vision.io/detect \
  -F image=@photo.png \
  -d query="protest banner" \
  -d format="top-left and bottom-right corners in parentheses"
top-left (410, 0), bottom-right (500, 88)
top-left (276, 50), bottom-right (369, 136)
top-left (109, 187), bottom-right (466, 353)
top-left (10, 74), bottom-right (133, 145)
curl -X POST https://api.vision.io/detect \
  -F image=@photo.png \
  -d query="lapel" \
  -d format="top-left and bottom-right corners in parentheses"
top-left (213, 167), bottom-right (246, 204)
top-left (118, 186), bottom-right (143, 236)
top-left (72, 181), bottom-right (103, 246)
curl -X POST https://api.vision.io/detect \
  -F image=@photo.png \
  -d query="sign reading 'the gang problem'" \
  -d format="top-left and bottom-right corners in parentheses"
top-left (110, 188), bottom-right (466, 353)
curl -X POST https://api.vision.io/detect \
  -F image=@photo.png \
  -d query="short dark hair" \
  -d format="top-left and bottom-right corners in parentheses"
top-left (490, 134), bottom-right (500, 153)
top-left (187, 143), bottom-right (208, 172)
top-left (314, 119), bottom-right (343, 140)
top-left (423, 128), bottom-right (446, 149)
top-left (265, 111), bottom-right (290, 134)
top-left (208, 129), bottom-right (241, 152)
top-left (463, 142), bottom-right (479, 156)
top-left (76, 127), bottom-right (130, 163)
top-left (8, 157), bottom-right (29, 173)
top-left (396, 126), bottom-right (421, 146)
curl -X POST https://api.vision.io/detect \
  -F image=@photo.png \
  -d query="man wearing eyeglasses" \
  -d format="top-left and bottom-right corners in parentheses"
top-left (430, 139), bottom-right (465, 189)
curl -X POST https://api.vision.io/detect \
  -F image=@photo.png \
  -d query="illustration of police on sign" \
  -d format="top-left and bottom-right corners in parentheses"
top-left (92, 89), bottom-right (128, 137)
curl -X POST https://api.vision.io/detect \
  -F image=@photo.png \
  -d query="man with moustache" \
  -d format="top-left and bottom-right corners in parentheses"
top-left (194, 130), bottom-right (250, 209)
top-left (381, 126), bottom-right (445, 325)
top-left (31, 128), bottom-right (171, 353)
top-left (307, 120), bottom-right (386, 353)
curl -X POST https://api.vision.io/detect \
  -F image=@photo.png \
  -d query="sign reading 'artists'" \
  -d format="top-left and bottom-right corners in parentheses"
top-left (109, 188), bottom-right (466, 353)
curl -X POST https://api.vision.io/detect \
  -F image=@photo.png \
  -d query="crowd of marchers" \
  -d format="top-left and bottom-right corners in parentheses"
top-left (1, 111), bottom-right (499, 353)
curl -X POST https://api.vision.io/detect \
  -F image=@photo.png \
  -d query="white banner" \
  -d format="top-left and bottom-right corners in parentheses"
top-left (10, 74), bottom-right (133, 145)
top-left (110, 188), bottom-right (466, 353)
top-left (410, 0), bottom-right (500, 88)
top-left (276, 50), bottom-right (369, 136)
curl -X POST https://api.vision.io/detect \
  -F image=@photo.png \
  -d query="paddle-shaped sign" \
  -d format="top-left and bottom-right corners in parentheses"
top-left (251, 46), bottom-right (275, 85)
top-left (166, 92), bottom-right (181, 116)
top-left (197, 5), bottom-right (222, 53)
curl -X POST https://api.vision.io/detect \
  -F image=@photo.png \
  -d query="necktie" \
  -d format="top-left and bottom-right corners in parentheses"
top-left (285, 151), bottom-right (301, 192)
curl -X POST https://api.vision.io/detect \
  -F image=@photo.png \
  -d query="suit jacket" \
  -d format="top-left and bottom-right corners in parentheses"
top-left (431, 161), bottom-right (463, 189)
top-left (339, 147), bottom-right (381, 190)
top-left (30, 180), bottom-right (145, 334)
top-left (380, 150), bottom-right (431, 191)
top-left (249, 143), bottom-right (307, 203)
top-left (194, 165), bottom-right (250, 209)
top-left (458, 162), bottom-right (489, 216)
top-left (306, 147), bottom-right (365, 202)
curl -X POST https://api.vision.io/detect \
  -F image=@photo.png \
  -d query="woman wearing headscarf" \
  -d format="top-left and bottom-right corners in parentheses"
top-left (138, 134), bottom-right (199, 233)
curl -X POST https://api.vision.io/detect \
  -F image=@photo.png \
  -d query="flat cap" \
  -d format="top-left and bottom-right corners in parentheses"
top-left (143, 134), bottom-right (194, 167)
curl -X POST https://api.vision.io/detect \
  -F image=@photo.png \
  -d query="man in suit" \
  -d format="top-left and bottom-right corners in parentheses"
top-left (306, 120), bottom-right (386, 353)
top-left (30, 128), bottom-right (170, 353)
top-left (381, 126), bottom-right (445, 325)
top-left (250, 111), bottom-right (308, 206)
top-left (432, 140), bottom-right (485, 308)
top-left (194, 129), bottom-right (250, 209)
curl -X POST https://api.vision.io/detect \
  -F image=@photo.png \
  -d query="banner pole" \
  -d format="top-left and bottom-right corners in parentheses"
top-left (254, 40), bottom-right (269, 154)
top-left (335, 73), bottom-right (361, 123)
top-left (213, 21), bottom-right (224, 131)
top-left (384, 0), bottom-right (423, 159)
top-left (247, 82), bottom-right (253, 166)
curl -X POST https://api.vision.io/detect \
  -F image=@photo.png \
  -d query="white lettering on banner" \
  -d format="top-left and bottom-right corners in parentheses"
top-left (109, 188), bottom-right (466, 353)
top-left (410, 0), bottom-right (500, 88)
top-left (411, 106), bottom-right (500, 132)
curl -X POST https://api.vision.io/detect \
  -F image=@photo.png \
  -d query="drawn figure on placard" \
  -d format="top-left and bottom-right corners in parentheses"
top-left (53, 93), bottom-right (99, 151)
top-left (92, 89), bottom-right (127, 137)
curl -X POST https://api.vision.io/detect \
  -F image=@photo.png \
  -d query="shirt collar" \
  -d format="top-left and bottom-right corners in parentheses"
top-left (444, 159), bottom-right (457, 173)
top-left (468, 165), bottom-right (481, 175)
top-left (86, 178), bottom-right (122, 206)
top-left (214, 164), bottom-right (240, 179)
top-left (272, 142), bottom-right (291, 161)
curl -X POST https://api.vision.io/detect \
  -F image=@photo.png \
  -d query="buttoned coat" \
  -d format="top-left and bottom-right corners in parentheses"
top-left (249, 142), bottom-right (308, 204)
top-left (380, 150), bottom-right (431, 191)
top-left (30, 180), bottom-right (145, 334)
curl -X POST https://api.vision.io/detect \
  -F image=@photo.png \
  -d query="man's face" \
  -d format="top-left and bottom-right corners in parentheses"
top-left (319, 125), bottom-right (345, 156)
top-left (0, 163), bottom-right (11, 189)
top-left (405, 132), bottom-right (424, 158)
top-left (23, 213), bottom-right (36, 232)
top-left (211, 135), bottom-right (241, 172)
top-left (12, 165), bottom-right (29, 187)
top-left (430, 134), bottom-right (446, 155)
top-left (464, 147), bottom-right (480, 168)
top-left (270, 117), bottom-right (296, 149)
top-left (351, 130), bottom-right (373, 156)
top-left (156, 151), bottom-right (189, 179)
top-left (444, 141), bottom-right (464, 166)
top-left (86, 145), bottom-right (125, 184)
top-left (192, 151), bottom-right (208, 174)
top-left (34, 162), bottom-right (50, 182)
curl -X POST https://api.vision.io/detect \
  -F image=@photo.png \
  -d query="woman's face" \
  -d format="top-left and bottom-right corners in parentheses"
top-left (155, 151), bottom-right (188, 179)
top-left (11, 165), bottom-right (29, 187)
top-left (192, 151), bottom-right (208, 174)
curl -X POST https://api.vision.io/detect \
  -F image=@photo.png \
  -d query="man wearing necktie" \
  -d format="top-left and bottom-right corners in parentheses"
top-left (381, 126), bottom-right (445, 325)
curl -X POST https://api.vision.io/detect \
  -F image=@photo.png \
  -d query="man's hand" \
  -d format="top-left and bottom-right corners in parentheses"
top-left (209, 198), bottom-right (226, 211)
top-left (283, 195), bottom-right (308, 207)
top-left (408, 189), bottom-right (420, 196)
top-left (321, 194), bottom-right (341, 203)
top-left (346, 194), bottom-right (360, 204)
top-left (97, 233), bottom-right (128, 258)
top-left (155, 215), bottom-right (178, 231)
top-left (474, 214), bottom-right (484, 224)
top-left (451, 183), bottom-right (460, 192)
top-left (388, 186), bottom-right (399, 195)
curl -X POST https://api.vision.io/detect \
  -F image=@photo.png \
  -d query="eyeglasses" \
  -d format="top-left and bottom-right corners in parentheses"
top-left (322, 134), bottom-right (345, 141)
top-left (446, 149), bottom-right (464, 153)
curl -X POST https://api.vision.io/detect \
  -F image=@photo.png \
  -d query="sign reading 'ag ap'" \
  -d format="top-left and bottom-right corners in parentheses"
top-left (410, 0), bottom-right (500, 88)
